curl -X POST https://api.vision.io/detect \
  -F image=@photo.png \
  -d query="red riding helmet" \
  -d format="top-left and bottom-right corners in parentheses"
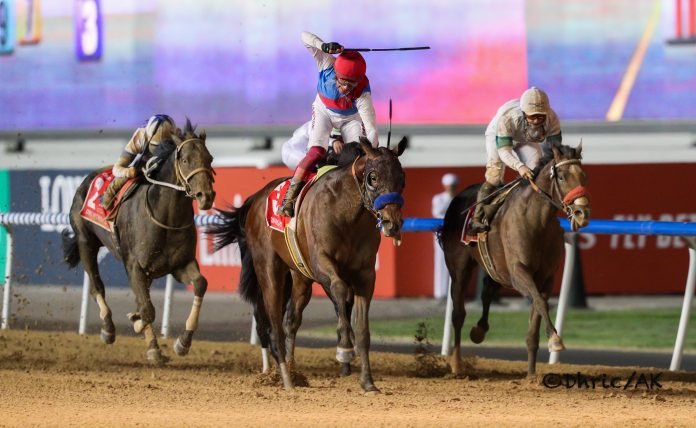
top-left (334, 51), bottom-right (366, 82)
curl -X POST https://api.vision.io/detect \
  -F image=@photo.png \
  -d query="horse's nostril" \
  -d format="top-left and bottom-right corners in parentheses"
top-left (196, 192), bottom-right (203, 199)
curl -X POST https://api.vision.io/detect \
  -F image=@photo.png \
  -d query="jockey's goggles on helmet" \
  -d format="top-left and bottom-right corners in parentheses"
top-left (525, 113), bottom-right (546, 124)
top-left (336, 77), bottom-right (359, 90)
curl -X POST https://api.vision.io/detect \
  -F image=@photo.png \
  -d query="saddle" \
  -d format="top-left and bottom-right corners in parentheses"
top-left (460, 181), bottom-right (521, 286)
top-left (80, 170), bottom-right (140, 232)
top-left (265, 165), bottom-right (338, 279)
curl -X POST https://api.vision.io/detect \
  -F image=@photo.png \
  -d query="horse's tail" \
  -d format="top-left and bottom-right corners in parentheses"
top-left (61, 228), bottom-right (81, 269)
top-left (209, 195), bottom-right (259, 304)
top-left (438, 183), bottom-right (481, 247)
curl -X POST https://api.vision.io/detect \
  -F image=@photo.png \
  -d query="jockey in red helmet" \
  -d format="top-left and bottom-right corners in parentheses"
top-left (278, 32), bottom-right (379, 217)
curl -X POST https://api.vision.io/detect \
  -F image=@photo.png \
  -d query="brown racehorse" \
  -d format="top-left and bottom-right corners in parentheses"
top-left (211, 138), bottom-right (407, 393)
top-left (439, 142), bottom-right (590, 377)
top-left (62, 121), bottom-right (216, 363)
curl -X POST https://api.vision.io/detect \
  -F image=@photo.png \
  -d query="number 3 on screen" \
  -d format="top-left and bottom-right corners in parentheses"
top-left (75, 0), bottom-right (102, 60)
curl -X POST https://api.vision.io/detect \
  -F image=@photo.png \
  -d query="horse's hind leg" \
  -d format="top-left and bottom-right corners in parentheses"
top-left (470, 275), bottom-right (500, 344)
top-left (126, 264), bottom-right (163, 363)
top-left (257, 263), bottom-right (293, 389)
top-left (283, 270), bottom-right (312, 371)
top-left (449, 258), bottom-right (474, 375)
top-left (172, 260), bottom-right (208, 357)
top-left (76, 232), bottom-right (115, 344)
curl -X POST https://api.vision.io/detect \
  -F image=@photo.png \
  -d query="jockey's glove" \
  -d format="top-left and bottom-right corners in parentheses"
top-left (125, 167), bottom-right (137, 179)
top-left (322, 42), bottom-right (343, 54)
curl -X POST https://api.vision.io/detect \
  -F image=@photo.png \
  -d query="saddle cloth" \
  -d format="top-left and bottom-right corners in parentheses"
top-left (80, 170), bottom-right (138, 232)
top-left (264, 165), bottom-right (338, 279)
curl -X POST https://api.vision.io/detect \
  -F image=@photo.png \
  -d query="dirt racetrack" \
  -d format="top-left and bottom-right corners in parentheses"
top-left (1, 330), bottom-right (695, 427)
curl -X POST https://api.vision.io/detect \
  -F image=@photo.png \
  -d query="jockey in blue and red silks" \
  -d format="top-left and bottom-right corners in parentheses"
top-left (278, 31), bottom-right (379, 217)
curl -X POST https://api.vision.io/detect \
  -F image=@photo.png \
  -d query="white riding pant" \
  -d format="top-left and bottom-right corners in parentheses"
top-left (484, 133), bottom-right (542, 185)
top-left (308, 99), bottom-right (365, 149)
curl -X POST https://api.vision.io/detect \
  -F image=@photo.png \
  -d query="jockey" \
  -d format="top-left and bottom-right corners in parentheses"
top-left (101, 114), bottom-right (178, 210)
top-left (469, 87), bottom-right (563, 233)
top-left (281, 120), bottom-right (344, 170)
top-left (278, 31), bottom-right (379, 217)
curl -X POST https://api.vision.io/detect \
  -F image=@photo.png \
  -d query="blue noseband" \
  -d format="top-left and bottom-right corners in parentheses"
top-left (373, 192), bottom-right (405, 210)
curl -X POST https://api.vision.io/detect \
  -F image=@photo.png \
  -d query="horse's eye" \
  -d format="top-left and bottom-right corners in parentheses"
top-left (558, 174), bottom-right (565, 182)
top-left (367, 171), bottom-right (378, 189)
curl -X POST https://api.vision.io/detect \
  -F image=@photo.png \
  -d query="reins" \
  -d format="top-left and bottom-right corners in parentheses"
top-left (141, 137), bottom-right (215, 230)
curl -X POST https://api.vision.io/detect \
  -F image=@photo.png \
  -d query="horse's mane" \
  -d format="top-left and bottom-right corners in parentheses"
top-left (529, 142), bottom-right (582, 181)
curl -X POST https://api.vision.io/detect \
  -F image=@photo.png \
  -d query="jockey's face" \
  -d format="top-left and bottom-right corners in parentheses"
top-left (525, 113), bottom-right (546, 129)
top-left (336, 77), bottom-right (358, 94)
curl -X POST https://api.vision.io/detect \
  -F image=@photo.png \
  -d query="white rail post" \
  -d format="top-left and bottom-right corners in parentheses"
top-left (78, 271), bottom-right (91, 335)
top-left (670, 237), bottom-right (696, 371)
top-left (550, 233), bottom-right (576, 364)
top-left (441, 277), bottom-right (453, 356)
top-left (2, 226), bottom-right (13, 330)
top-left (161, 275), bottom-right (175, 338)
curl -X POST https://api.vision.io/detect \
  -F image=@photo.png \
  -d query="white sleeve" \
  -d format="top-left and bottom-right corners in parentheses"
top-left (497, 146), bottom-right (525, 171)
top-left (301, 31), bottom-right (334, 71)
top-left (356, 92), bottom-right (379, 147)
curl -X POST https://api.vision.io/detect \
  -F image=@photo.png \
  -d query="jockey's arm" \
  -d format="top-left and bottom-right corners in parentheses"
top-left (112, 129), bottom-right (143, 178)
top-left (356, 92), bottom-right (379, 147)
top-left (301, 31), bottom-right (335, 71)
top-left (545, 108), bottom-right (562, 144)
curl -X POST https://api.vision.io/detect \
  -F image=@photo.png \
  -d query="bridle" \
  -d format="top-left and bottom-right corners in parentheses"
top-left (143, 138), bottom-right (216, 197)
top-left (351, 155), bottom-right (404, 225)
top-left (530, 158), bottom-right (588, 223)
top-left (141, 138), bottom-right (216, 230)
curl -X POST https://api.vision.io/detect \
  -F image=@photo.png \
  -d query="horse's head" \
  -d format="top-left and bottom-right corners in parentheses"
top-left (539, 142), bottom-right (591, 231)
top-left (174, 119), bottom-right (216, 209)
top-left (357, 137), bottom-right (408, 245)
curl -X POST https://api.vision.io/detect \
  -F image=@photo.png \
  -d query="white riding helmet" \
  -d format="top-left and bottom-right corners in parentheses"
top-left (520, 87), bottom-right (550, 116)
top-left (441, 173), bottom-right (459, 186)
top-left (145, 114), bottom-right (177, 141)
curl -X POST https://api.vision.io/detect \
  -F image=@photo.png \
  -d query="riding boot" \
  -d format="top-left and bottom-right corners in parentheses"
top-left (469, 182), bottom-right (498, 233)
top-left (278, 178), bottom-right (306, 217)
top-left (100, 177), bottom-right (127, 211)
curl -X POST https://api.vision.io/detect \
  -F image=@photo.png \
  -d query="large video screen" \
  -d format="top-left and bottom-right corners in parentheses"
top-left (1, 0), bottom-right (694, 131)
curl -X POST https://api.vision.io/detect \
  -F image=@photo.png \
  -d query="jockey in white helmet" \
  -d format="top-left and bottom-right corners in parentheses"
top-left (469, 87), bottom-right (563, 233)
top-left (101, 114), bottom-right (178, 210)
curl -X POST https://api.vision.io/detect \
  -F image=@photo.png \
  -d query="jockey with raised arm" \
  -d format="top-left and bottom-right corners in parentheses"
top-left (278, 31), bottom-right (379, 217)
top-left (101, 114), bottom-right (178, 210)
top-left (469, 87), bottom-right (563, 233)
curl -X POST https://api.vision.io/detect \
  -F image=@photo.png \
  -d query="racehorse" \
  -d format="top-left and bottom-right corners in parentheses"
top-left (62, 120), bottom-right (216, 363)
top-left (210, 138), bottom-right (407, 393)
top-left (439, 142), bottom-right (590, 377)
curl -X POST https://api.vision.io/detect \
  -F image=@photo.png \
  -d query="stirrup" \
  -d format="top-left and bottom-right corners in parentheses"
top-left (278, 200), bottom-right (296, 217)
top-left (469, 221), bottom-right (489, 234)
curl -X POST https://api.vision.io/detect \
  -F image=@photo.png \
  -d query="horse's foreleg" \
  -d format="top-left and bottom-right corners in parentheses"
top-left (172, 261), bottom-right (208, 357)
top-left (511, 265), bottom-right (564, 354)
top-left (328, 278), bottom-right (355, 367)
top-left (283, 271), bottom-right (312, 370)
top-left (127, 265), bottom-right (163, 363)
top-left (353, 280), bottom-right (378, 395)
top-left (258, 265), bottom-right (293, 390)
top-left (526, 305), bottom-right (542, 376)
top-left (78, 238), bottom-right (115, 344)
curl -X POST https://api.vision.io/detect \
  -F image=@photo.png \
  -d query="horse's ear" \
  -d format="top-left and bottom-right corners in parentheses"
top-left (358, 137), bottom-right (378, 157)
top-left (551, 144), bottom-right (562, 161)
top-left (200, 130), bottom-right (207, 141)
top-left (575, 140), bottom-right (583, 157)
top-left (393, 136), bottom-right (408, 157)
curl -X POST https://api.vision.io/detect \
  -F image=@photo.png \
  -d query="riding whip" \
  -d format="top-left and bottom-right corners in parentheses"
top-left (387, 99), bottom-right (393, 149)
top-left (343, 46), bottom-right (430, 52)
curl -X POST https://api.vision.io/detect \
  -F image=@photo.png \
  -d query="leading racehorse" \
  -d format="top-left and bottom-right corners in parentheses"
top-left (62, 120), bottom-right (215, 363)
top-left (211, 138), bottom-right (407, 393)
top-left (439, 141), bottom-right (590, 377)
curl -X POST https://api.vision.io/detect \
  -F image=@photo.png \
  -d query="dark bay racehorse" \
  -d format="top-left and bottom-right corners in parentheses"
top-left (211, 138), bottom-right (407, 393)
top-left (440, 142), bottom-right (590, 376)
top-left (62, 121), bottom-right (216, 363)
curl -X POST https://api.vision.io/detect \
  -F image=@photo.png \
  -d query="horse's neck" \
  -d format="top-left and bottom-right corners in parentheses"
top-left (327, 165), bottom-right (368, 218)
top-left (511, 167), bottom-right (558, 226)
top-left (148, 158), bottom-right (192, 218)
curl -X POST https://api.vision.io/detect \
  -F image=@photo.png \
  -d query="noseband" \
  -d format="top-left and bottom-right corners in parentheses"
top-left (351, 156), bottom-right (404, 222)
top-left (143, 138), bottom-right (216, 198)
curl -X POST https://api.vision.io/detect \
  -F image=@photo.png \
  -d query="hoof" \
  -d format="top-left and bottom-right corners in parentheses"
top-left (363, 386), bottom-right (381, 396)
top-left (127, 312), bottom-right (141, 323)
top-left (174, 337), bottom-right (190, 356)
top-left (469, 325), bottom-right (487, 344)
top-left (100, 329), bottom-right (116, 345)
top-left (336, 347), bottom-right (356, 364)
top-left (340, 362), bottom-right (352, 377)
top-left (548, 334), bottom-right (566, 352)
top-left (146, 348), bottom-right (167, 365)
